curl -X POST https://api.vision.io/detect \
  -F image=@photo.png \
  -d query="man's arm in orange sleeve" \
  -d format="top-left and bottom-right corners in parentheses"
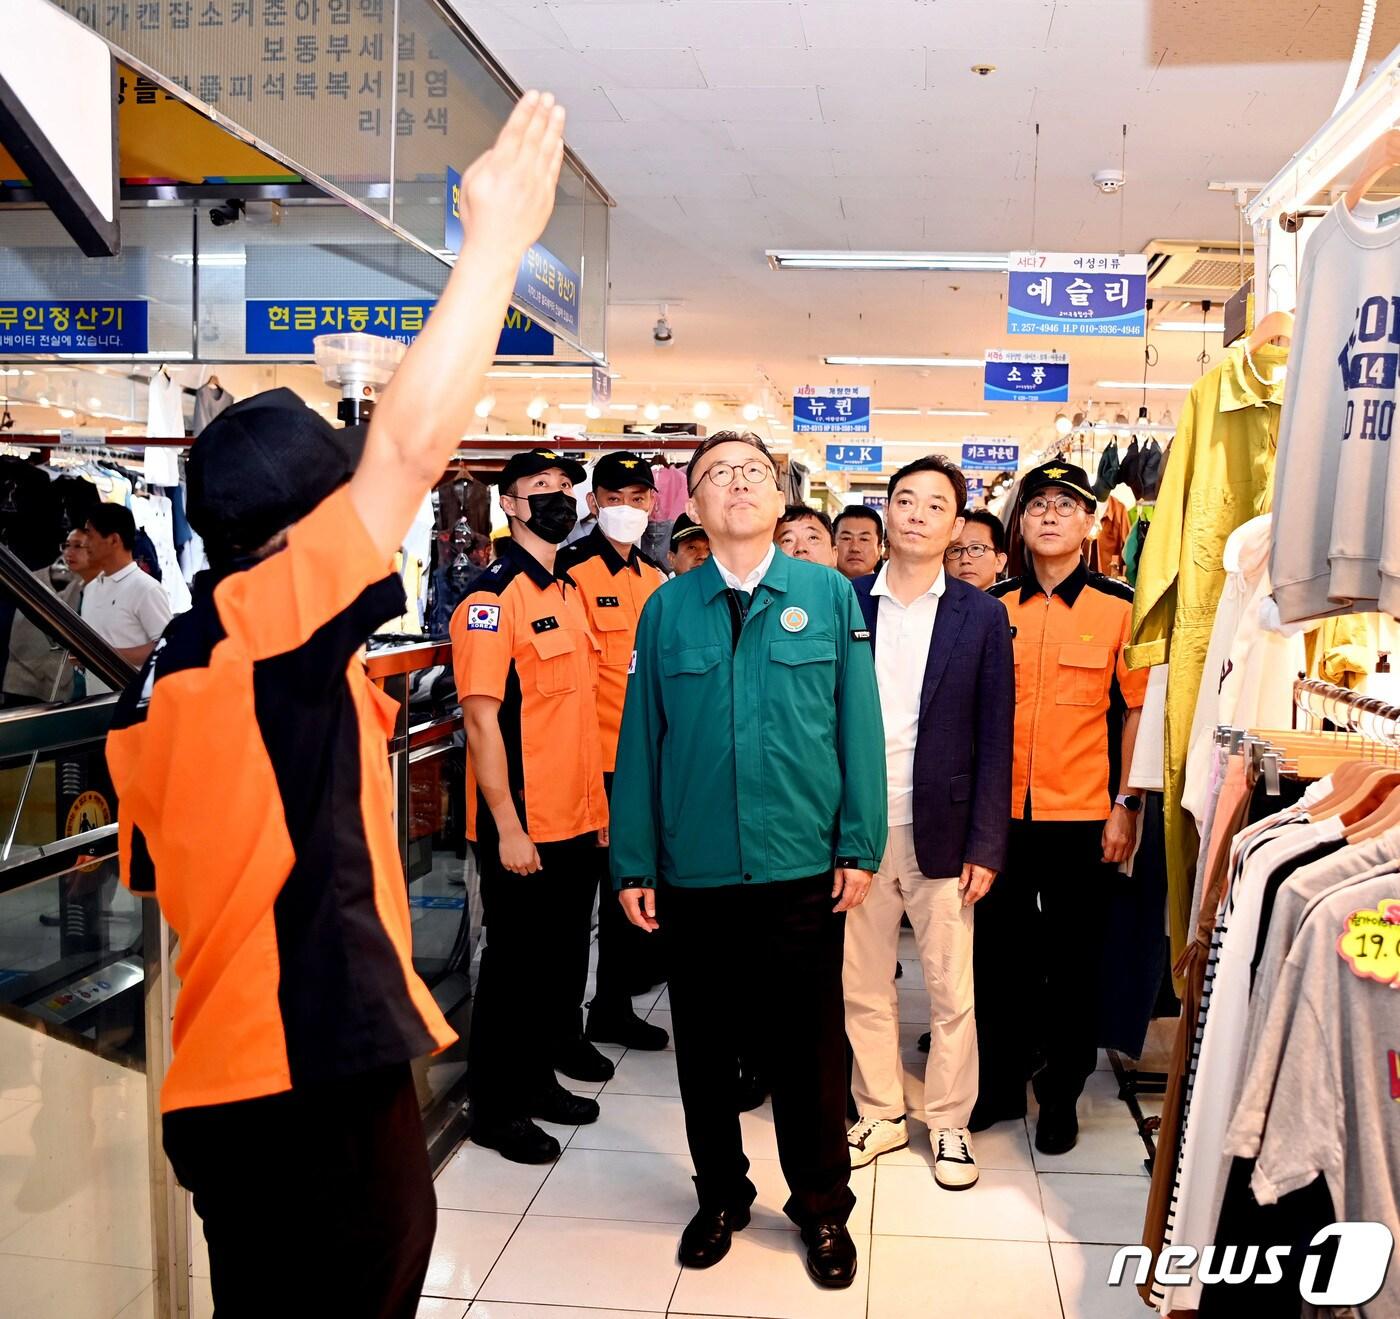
top-left (350, 93), bottom-right (566, 564)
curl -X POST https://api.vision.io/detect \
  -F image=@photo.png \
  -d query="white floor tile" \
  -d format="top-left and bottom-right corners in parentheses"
top-left (570, 1093), bottom-right (691, 1156)
top-left (879, 1117), bottom-right (1034, 1173)
top-left (871, 1165), bottom-right (1047, 1242)
top-left (472, 1306), bottom-right (662, 1319)
top-left (531, 1149), bottom-right (698, 1224)
top-left (896, 958), bottom-right (925, 989)
top-left (644, 1007), bottom-right (676, 1048)
top-left (653, 987), bottom-right (671, 1011)
top-left (416, 1298), bottom-right (468, 1319)
top-left (191, 1273), bottom-right (213, 1319)
top-left (868, 1235), bottom-right (1061, 1319)
top-left (668, 1227), bottom-right (870, 1319)
top-left (477, 1215), bottom-right (682, 1312)
top-left (434, 1141), bottom-right (555, 1215)
top-left (0, 1254), bottom-right (152, 1319)
top-left (632, 985), bottom-right (666, 1013)
top-left (603, 1050), bottom-right (682, 1098)
top-left (895, 986), bottom-right (931, 1025)
top-left (1028, 1073), bottom-right (1151, 1177)
top-left (745, 1160), bottom-right (875, 1237)
top-left (1052, 1242), bottom-right (1150, 1319)
top-left (737, 1105), bottom-right (781, 1161)
top-left (1038, 1173), bottom-right (1149, 1246)
top-left (422, 1209), bottom-right (520, 1301)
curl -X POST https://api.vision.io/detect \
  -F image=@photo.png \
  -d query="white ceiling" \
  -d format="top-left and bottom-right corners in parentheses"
top-left (433, 4), bottom-right (1395, 456)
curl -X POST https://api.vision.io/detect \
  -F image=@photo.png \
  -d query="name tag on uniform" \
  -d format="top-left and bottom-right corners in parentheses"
top-left (597, 596), bottom-right (620, 608)
top-left (532, 616), bottom-right (560, 634)
top-left (852, 629), bottom-right (871, 642)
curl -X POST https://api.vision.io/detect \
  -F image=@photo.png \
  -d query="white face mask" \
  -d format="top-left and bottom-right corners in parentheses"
top-left (597, 504), bottom-right (650, 545)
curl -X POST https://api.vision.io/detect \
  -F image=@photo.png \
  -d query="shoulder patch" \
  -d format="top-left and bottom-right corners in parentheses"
top-left (466, 604), bottom-right (500, 632)
top-left (1086, 572), bottom-right (1135, 603)
top-left (988, 578), bottom-right (1020, 599)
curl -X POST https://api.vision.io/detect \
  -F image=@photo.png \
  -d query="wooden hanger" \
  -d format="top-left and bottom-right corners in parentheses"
top-left (1245, 309), bottom-right (1294, 353)
top-left (1345, 127), bottom-right (1400, 213)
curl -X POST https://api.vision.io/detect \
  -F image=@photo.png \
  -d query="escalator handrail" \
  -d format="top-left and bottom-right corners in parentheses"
top-left (0, 823), bottom-right (118, 896)
top-left (0, 692), bottom-right (120, 760)
top-left (0, 541), bottom-right (137, 693)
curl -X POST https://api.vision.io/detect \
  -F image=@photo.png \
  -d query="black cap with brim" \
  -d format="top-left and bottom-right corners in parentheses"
top-left (1019, 460), bottom-right (1096, 508)
top-left (497, 447), bottom-right (587, 491)
top-left (186, 387), bottom-right (366, 558)
top-left (592, 450), bottom-right (656, 492)
top-left (669, 513), bottom-right (706, 551)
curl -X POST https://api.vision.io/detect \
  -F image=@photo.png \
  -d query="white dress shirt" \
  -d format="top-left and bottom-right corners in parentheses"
top-left (712, 543), bottom-right (776, 593)
top-left (871, 564), bottom-right (945, 827)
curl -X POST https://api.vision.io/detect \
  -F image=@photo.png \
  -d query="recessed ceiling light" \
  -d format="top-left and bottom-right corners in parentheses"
top-left (692, 400), bottom-right (712, 420)
top-left (769, 251), bottom-right (1009, 272)
top-left (741, 403), bottom-right (761, 422)
top-left (585, 404), bottom-right (602, 420)
top-left (1055, 413), bottom-right (1072, 434)
top-left (526, 397), bottom-right (548, 420)
top-left (643, 403), bottom-right (661, 422)
top-left (474, 394), bottom-right (496, 418)
top-left (825, 356), bottom-right (984, 368)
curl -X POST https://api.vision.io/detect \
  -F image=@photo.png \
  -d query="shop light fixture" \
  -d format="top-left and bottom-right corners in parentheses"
top-left (1095, 380), bottom-right (1193, 391)
top-left (526, 397), bottom-right (548, 420)
top-left (768, 251), bottom-right (1009, 272)
top-left (643, 403), bottom-right (661, 422)
top-left (926, 408), bottom-right (992, 417)
top-left (610, 403), bottom-right (638, 412)
top-left (872, 407), bottom-right (922, 416)
top-left (486, 370), bottom-right (598, 380)
top-left (557, 402), bottom-right (591, 410)
top-left (473, 394), bottom-right (496, 418)
top-left (824, 356), bottom-right (984, 368)
top-left (1054, 413), bottom-right (1073, 435)
top-left (692, 400), bottom-right (712, 420)
top-left (1154, 321), bottom-right (1225, 333)
top-left (585, 404), bottom-right (602, 420)
top-left (741, 403), bottom-right (762, 422)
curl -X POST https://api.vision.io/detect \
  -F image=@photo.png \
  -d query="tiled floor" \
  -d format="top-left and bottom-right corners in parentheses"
top-left (420, 936), bottom-right (1172, 1319)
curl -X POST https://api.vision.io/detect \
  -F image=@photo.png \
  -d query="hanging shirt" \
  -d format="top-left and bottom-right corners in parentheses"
top-left (650, 465), bottom-right (689, 523)
top-left (145, 371), bottom-right (186, 485)
top-left (132, 492), bottom-right (192, 614)
top-left (192, 382), bottom-right (234, 434)
top-left (105, 486), bottom-right (456, 1112)
top-left (1271, 197), bottom-right (1400, 623)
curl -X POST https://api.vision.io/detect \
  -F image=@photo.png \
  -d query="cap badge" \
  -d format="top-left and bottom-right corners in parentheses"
top-left (620, 458), bottom-right (639, 468)
top-left (539, 449), bottom-right (557, 459)
top-left (1043, 466), bottom-right (1069, 479)
top-left (780, 606), bottom-right (809, 633)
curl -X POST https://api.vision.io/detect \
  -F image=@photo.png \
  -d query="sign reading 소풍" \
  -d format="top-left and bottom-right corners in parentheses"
top-left (514, 242), bottom-right (580, 338)
top-left (825, 443), bottom-right (883, 472)
top-left (794, 385), bottom-right (871, 433)
top-left (0, 300), bottom-right (148, 354)
top-left (984, 350), bottom-right (1070, 403)
top-left (1007, 252), bottom-right (1148, 337)
top-left (962, 440), bottom-right (1020, 471)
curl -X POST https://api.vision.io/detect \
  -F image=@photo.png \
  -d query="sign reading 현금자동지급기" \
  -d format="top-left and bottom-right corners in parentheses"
top-left (794, 385), bottom-right (871, 433)
top-left (962, 440), bottom-right (1020, 471)
top-left (984, 350), bottom-right (1070, 403)
top-left (243, 302), bottom-right (552, 357)
top-left (1007, 252), bottom-right (1148, 337)
top-left (825, 443), bottom-right (883, 472)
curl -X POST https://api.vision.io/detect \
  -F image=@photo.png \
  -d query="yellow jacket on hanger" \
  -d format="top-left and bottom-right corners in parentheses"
top-left (1124, 342), bottom-right (1288, 979)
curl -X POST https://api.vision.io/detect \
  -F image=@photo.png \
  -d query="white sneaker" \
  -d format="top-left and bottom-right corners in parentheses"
top-left (933, 1127), bottom-right (979, 1190)
top-left (847, 1115), bottom-right (908, 1168)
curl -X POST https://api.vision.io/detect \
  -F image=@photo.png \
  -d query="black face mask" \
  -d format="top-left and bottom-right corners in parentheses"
top-left (516, 490), bottom-right (578, 544)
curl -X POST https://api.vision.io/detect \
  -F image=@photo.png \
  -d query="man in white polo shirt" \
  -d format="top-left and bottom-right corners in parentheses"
top-left (82, 504), bottom-right (172, 672)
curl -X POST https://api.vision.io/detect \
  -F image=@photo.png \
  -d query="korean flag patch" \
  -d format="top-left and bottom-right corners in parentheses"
top-left (467, 604), bottom-right (501, 632)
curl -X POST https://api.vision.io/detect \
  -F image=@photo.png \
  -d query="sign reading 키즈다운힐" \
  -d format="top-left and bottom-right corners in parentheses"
top-left (1007, 252), bottom-right (1148, 337)
top-left (962, 440), bottom-right (1020, 471)
top-left (825, 443), bottom-right (883, 472)
top-left (794, 385), bottom-right (872, 433)
top-left (984, 349), bottom-right (1070, 403)
top-left (244, 302), bottom-right (552, 357)
top-left (0, 300), bottom-right (148, 354)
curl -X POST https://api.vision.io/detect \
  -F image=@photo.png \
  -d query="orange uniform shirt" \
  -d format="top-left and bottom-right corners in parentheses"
top-left (106, 486), bottom-right (456, 1114)
top-left (450, 540), bottom-right (608, 844)
top-left (990, 563), bottom-right (1148, 822)
top-left (556, 527), bottom-right (666, 772)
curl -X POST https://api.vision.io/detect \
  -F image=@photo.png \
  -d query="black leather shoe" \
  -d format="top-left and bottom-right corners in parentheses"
top-left (737, 1068), bottom-right (767, 1113)
top-left (1034, 1102), bottom-right (1079, 1154)
top-left (801, 1221), bottom-right (857, 1289)
top-left (469, 1114), bottom-right (561, 1165)
top-left (968, 1096), bottom-right (1026, 1133)
top-left (917, 1031), bottom-right (931, 1053)
top-left (587, 1004), bottom-right (669, 1051)
top-left (554, 1035), bottom-right (616, 1083)
top-left (678, 1204), bottom-right (751, 1269)
top-left (528, 1082), bottom-right (600, 1127)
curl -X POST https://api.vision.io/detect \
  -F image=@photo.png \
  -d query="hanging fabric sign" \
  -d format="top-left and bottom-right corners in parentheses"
top-left (984, 350), bottom-right (1070, 402)
top-left (1007, 252), bottom-right (1148, 337)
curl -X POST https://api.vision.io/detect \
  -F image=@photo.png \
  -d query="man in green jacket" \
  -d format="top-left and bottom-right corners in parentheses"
top-left (611, 432), bottom-right (887, 1291)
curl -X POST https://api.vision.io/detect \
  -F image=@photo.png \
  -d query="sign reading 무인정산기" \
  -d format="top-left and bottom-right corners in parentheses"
top-left (794, 385), bottom-right (871, 433)
top-left (1007, 252), bottom-right (1147, 337)
top-left (0, 300), bottom-right (147, 354)
top-left (514, 242), bottom-right (580, 338)
top-left (984, 350), bottom-right (1070, 402)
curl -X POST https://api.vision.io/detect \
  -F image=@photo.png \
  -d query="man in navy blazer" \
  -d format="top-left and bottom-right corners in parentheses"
top-left (842, 456), bottom-right (1014, 1191)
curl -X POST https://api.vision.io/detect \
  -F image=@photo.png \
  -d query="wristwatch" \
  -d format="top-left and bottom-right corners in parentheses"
top-left (1115, 794), bottom-right (1143, 813)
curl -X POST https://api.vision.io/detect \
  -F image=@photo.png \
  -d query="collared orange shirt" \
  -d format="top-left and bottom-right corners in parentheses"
top-left (451, 540), bottom-right (608, 843)
top-left (107, 486), bottom-right (456, 1114)
top-left (991, 562), bottom-right (1148, 821)
top-left (557, 527), bottom-right (666, 772)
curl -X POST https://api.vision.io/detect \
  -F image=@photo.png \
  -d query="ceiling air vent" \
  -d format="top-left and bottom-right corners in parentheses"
top-left (1143, 241), bottom-right (1253, 299)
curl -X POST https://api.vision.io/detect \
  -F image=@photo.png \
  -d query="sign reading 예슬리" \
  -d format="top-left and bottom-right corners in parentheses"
top-left (1007, 252), bottom-right (1148, 338)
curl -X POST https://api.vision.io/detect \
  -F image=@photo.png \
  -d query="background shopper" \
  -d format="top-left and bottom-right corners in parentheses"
top-left (668, 514), bottom-right (710, 574)
top-left (833, 506), bottom-right (884, 581)
top-left (81, 504), bottom-right (172, 669)
top-left (776, 504), bottom-right (838, 568)
top-left (945, 509), bottom-right (1009, 591)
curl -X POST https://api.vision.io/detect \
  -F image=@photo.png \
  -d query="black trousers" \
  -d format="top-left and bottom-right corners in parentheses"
top-left (664, 874), bottom-right (854, 1228)
top-left (973, 817), bottom-right (1113, 1111)
top-left (163, 1063), bottom-right (433, 1319)
top-left (592, 772), bottom-right (663, 1013)
top-left (468, 819), bottom-right (598, 1119)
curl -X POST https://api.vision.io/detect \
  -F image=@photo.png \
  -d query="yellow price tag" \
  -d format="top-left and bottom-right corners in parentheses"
top-left (1337, 898), bottom-right (1400, 987)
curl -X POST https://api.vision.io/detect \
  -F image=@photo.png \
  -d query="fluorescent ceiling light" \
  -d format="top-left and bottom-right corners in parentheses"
top-left (768, 250), bottom-right (1009, 272)
top-left (168, 252), bottom-right (247, 267)
top-left (824, 356), bottom-right (984, 368)
top-left (487, 370), bottom-right (603, 380)
top-left (1154, 321), bottom-right (1225, 333)
top-left (872, 407), bottom-right (922, 416)
top-left (557, 402), bottom-right (591, 410)
top-left (1096, 380), bottom-right (1193, 391)
top-left (927, 409), bottom-right (992, 417)
top-left (610, 403), bottom-right (638, 411)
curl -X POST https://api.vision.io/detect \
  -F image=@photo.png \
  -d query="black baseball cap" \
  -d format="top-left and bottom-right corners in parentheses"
top-left (669, 513), bottom-right (707, 551)
top-left (1019, 460), bottom-right (1096, 508)
top-left (187, 387), bottom-right (366, 558)
top-left (496, 446), bottom-right (587, 491)
top-left (592, 450), bottom-right (656, 493)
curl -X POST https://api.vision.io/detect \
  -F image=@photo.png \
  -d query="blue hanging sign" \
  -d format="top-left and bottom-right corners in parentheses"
top-left (965, 476), bottom-right (986, 502)
top-left (444, 166), bottom-right (465, 255)
top-left (984, 350), bottom-right (1070, 402)
top-left (497, 308), bottom-right (554, 357)
top-left (0, 300), bottom-right (147, 354)
top-left (825, 443), bottom-right (882, 472)
top-left (1007, 252), bottom-right (1148, 337)
top-left (245, 300), bottom-right (551, 358)
top-left (862, 494), bottom-right (888, 511)
top-left (514, 242), bottom-right (580, 337)
top-left (962, 440), bottom-right (1020, 471)
top-left (794, 385), bottom-right (871, 433)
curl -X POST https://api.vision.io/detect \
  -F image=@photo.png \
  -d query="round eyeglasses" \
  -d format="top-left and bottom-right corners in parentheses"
top-left (694, 459), bottom-right (776, 490)
top-left (1024, 494), bottom-right (1085, 519)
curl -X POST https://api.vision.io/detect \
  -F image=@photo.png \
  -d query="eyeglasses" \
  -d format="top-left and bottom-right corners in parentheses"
top-left (945, 543), bottom-right (994, 561)
top-left (694, 460), bottom-right (776, 490)
top-left (1024, 494), bottom-right (1085, 519)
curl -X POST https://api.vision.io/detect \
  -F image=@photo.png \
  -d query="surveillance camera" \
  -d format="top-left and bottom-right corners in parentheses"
top-left (1092, 169), bottom-right (1125, 195)
top-left (209, 199), bottom-right (245, 227)
top-left (970, 64), bottom-right (996, 76)
top-left (653, 315), bottom-right (673, 346)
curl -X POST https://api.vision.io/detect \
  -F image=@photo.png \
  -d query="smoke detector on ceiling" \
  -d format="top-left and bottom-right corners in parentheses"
top-left (1093, 169), bottom-right (1126, 195)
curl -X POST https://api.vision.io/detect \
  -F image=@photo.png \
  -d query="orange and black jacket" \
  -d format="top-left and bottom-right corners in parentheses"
top-left (107, 487), bottom-right (456, 1114)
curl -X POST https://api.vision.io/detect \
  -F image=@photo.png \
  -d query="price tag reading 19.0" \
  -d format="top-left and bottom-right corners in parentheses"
top-left (1337, 898), bottom-right (1400, 986)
